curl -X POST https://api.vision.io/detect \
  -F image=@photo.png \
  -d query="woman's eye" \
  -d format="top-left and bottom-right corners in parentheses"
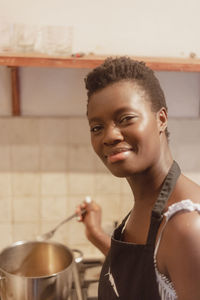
top-left (119, 115), bottom-right (135, 124)
top-left (90, 125), bottom-right (103, 133)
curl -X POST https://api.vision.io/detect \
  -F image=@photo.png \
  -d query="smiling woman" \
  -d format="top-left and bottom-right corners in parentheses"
top-left (76, 57), bottom-right (200, 300)
top-left (87, 80), bottom-right (168, 177)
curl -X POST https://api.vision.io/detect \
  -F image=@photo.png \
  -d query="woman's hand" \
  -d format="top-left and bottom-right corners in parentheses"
top-left (76, 196), bottom-right (102, 240)
top-left (76, 197), bottom-right (111, 256)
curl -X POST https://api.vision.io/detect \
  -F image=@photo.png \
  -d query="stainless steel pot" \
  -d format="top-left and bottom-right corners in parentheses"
top-left (0, 240), bottom-right (83, 300)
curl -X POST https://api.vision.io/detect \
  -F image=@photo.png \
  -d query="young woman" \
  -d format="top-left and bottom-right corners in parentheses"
top-left (76, 57), bottom-right (200, 300)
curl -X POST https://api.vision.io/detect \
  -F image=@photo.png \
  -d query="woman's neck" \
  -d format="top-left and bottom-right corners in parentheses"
top-left (127, 153), bottom-right (173, 208)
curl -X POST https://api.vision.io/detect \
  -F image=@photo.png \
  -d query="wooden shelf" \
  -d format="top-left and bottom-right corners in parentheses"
top-left (1, 53), bottom-right (200, 116)
top-left (0, 53), bottom-right (200, 72)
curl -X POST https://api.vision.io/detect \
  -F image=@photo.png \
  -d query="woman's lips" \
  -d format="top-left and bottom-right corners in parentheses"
top-left (106, 150), bottom-right (132, 163)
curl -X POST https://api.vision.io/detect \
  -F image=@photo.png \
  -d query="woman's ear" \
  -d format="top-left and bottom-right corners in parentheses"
top-left (157, 107), bottom-right (168, 133)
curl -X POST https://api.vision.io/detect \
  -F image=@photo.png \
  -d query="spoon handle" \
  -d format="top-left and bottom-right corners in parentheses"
top-left (54, 208), bottom-right (86, 231)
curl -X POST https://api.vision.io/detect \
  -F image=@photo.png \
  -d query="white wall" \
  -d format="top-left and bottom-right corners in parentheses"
top-left (1, 67), bottom-right (200, 117)
top-left (1, 0), bottom-right (200, 57)
top-left (1, 0), bottom-right (200, 117)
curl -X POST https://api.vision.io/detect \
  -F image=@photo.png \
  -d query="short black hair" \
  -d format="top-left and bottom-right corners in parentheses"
top-left (85, 56), bottom-right (169, 138)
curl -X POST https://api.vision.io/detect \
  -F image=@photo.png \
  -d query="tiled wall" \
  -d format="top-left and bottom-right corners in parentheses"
top-left (0, 117), bottom-right (200, 258)
top-left (0, 117), bottom-right (133, 258)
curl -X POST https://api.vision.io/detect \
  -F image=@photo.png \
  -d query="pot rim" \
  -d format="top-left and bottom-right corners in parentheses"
top-left (0, 240), bottom-right (74, 279)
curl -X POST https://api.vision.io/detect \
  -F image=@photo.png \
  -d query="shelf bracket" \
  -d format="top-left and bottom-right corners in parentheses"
top-left (9, 66), bottom-right (21, 116)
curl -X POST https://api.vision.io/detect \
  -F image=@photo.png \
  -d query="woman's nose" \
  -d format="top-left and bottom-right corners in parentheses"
top-left (103, 125), bottom-right (124, 145)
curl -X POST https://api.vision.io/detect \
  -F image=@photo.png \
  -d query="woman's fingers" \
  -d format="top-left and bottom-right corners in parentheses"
top-left (85, 196), bottom-right (92, 204)
top-left (76, 196), bottom-right (93, 222)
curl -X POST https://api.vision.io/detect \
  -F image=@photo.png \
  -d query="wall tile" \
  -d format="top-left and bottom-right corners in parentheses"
top-left (94, 194), bottom-right (121, 223)
top-left (0, 196), bottom-right (12, 221)
top-left (40, 145), bottom-right (68, 172)
top-left (0, 224), bottom-right (12, 250)
top-left (0, 119), bottom-right (12, 145)
top-left (12, 172), bottom-right (40, 196)
top-left (11, 145), bottom-right (40, 172)
top-left (41, 196), bottom-right (67, 221)
top-left (39, 119), bottom-right (69, 145)
top-left (41, 173), bottom-right (68, 196)
top-left (68, 173), bottom-right (94, 196)
top-left (67, 220), bottom-right (88, 246)
top-left (0, 146), bottom-right (11, 171)
top-left (12, 222), bottom-right (40, 242)
top-left (93, 154), bottom-right (109, 173)
top-left (0, 172), bottom-right (12, 196)
top-left (13, 196), bottom-right (39, 222)
top-left (68, 118), bottom-right (90, 145)
top-left (94, 173), bottom-right (122, 195)
top-left (10, 118), bottom-right (39, 145)
top-left (68, 145), bottom-right (95, 172)
top-left (120, 180), bottom-right (133, 196)
top-left (40, 221), bottom-right (71, 246)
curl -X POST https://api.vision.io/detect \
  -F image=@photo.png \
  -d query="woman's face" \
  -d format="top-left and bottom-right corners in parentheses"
top-left (87, 81), bottom-right (166, 178)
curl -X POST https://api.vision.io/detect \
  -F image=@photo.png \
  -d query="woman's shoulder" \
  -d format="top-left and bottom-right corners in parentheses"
top-left (165, 200), bottom-right (200, 237)
top-left (164, 170), bottom-right (200, 232)
top-left (156, 175), bottom-right (200, 299)
top-left (161, 200), bottom-right (200, 299)
top-left (161, 198), bottom-right (200, 271)
top-left (172, 173), bottom-right (200, 204)
top-left (161, 173), bottom-right (200, 242)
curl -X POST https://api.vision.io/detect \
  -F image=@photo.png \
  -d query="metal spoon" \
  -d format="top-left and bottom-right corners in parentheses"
top-left (37, 208), bottom-right (88, 241)
top-left (37, 196), bottom-right (91, 241)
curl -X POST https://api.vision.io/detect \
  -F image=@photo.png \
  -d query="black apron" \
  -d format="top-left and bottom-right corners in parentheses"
top-left (98, 161), bottom-right (181, 300)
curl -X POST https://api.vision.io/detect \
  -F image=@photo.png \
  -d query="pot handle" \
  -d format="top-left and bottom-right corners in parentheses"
top-left (72, 249), bottom-right (83, 264)
top-left (72, 261), bottom-right (84, 300)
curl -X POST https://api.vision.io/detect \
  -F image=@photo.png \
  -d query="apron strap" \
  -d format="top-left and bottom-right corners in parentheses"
top-left (113, 210), bottom-right (131, 240)
top-left (146, 160), bottom-right (181, 246)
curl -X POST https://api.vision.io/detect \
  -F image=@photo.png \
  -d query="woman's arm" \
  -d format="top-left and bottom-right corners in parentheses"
top-left (159, 211), bottom-right (200, 300)
top-left (76, 199), bottom-right (111, 256)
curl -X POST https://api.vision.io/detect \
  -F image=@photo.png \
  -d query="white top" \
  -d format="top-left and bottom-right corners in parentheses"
top-left (154, 199), bottom-right (200, 300)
